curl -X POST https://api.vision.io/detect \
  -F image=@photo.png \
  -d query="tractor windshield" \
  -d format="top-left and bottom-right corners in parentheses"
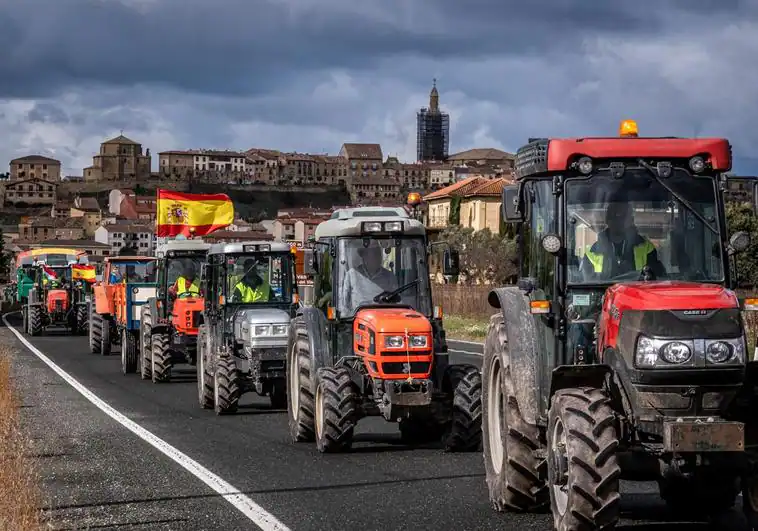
top-left (336, 237), bottom-right (431, 317)
top-left (225, 253), bottom-right (294, 304)
top-left (109, 261), bottom-right (156, 283)
top-left (565, 168), bottom-right (723, 284)
top-left (166, 256), bottom-right (204, 292)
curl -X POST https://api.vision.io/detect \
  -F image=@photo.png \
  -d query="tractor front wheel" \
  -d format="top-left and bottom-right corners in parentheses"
top-left (214, 357), bottom-right (240, 414)
top-left (287, 324), bottom-right (316, 442)
top-left (196, 326), bottom-right (213, 409)
top-left (443, 364), bottom-right (483, 452)
top-left (28, 306), bottom-right (43, 336)
top-left (89, 305), bottom-right (101, 354)
top-left (314, 367), bottom-right (359, 453)
top-left (100, 317), bottom-right (112, 356)
top-left (75, 304), bottom-right (88, 335)
top-left (151, 333), bottom-right (171, 383)
top-left (121, 329), bottom-right (138, 375)
top-left (547, 387), bottom-right (620, 531)
top-left (140, 307), bottom-right (152, 380)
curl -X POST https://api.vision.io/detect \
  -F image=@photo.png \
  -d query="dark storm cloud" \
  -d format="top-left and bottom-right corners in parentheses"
top-left (0, 0), bottom-right (745, 99)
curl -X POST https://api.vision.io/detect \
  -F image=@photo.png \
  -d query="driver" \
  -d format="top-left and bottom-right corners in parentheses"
top-left (580, 202), bottom-right (665, 280)
top-left (232, 259), bottom-right (272, 302)
top-left (168, 261), bottom-right (201, 299)
top-left (341, 241), bottom-right (397, 312)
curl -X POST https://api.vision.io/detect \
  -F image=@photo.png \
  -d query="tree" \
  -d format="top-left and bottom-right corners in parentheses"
top-left (439, 225), bottom-right (518, 284)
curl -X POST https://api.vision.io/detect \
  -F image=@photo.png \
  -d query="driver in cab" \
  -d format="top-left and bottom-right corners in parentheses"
top-left (168, 261), bottom-right (201, 300)
top-left (580, 202), bottom-right (665, 280)
top-left (341, 241), bottom-right (397, 311)
top-left (232, 259), bottom-right (272, 303)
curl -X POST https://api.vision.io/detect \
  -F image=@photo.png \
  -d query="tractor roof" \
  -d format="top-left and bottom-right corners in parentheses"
top-left (208, 241), bottom-right (292, 256)
top-left (105, 256), bottom-right (155, 263)
top-left (156, 239), bottom-right (211, 255)
top-left (315, 209), bottom-right (425, 239)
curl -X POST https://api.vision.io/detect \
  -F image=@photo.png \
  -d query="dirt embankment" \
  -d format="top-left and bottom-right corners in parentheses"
top-left (0, 344), bottom-right (45, 530)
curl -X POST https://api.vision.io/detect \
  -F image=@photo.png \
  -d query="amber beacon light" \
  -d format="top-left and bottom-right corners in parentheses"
top-left (619, 119), bottom-right (639, 137)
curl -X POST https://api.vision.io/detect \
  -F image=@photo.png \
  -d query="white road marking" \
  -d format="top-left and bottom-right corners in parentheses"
top-left (447, 338), bottom-right (485, 346)
top-left (448, 348), bottom-right (483, 357)
top-left (2, 313), bottom-right (291, 531)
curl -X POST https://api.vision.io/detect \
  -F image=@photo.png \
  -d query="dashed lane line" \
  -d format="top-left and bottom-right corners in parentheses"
top-left (2, 313), bottom-right (292, 531)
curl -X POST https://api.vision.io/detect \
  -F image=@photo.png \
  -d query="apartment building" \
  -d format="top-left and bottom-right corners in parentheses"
top-left (9, 155), bottom-right (62, 181)
top-left (95, 223), bottom-right (155, 255)
top-left (3, 178), bottom-right (58, 207)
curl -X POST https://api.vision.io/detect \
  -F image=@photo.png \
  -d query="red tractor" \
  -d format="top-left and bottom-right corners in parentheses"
top-left (480, 120), bottom-right (758, 528)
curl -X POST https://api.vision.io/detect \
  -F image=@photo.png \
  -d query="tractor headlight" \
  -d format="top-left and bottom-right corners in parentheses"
top-left (660, 342), bottom-right (692, 365)
top-left (409, 335), bottom-right (427, 347)
top-left (254, 325), bottom-right (270, 336)
top-left (706, 339), bottom-right (745, 364)
top-left (635, 336), bottom-right (694, 368)
top-left (384, 335), bottom-right (404, 348)
top-left (272, 324), bottom-right (288, 336)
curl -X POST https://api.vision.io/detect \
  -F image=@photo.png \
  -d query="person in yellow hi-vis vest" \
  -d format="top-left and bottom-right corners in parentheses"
top-left (579, 202), bottom-right (665, 281)
top-left (168, 261), bottom-right (201, 299)
top-left (232, 259), bottom-right (272, 303)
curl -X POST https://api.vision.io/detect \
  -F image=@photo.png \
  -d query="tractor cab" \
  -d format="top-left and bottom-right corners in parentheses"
top-left (481, 120), bottom-right (758, 529)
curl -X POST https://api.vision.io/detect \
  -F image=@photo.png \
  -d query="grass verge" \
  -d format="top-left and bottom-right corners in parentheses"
top-left (0, 344), bottom-right (44, 530)
top-left (443, 314), bottom-right (489, 342)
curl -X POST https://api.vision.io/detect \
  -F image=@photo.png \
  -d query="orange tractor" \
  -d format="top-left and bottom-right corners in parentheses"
top-left (89, 256), bottom-right (157, 356)
top-left (285, 206), bottom-right (481, 453)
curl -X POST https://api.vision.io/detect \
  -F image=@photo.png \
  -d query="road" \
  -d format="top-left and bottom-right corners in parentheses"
top-left (2, 316), bottom-right (742, 531)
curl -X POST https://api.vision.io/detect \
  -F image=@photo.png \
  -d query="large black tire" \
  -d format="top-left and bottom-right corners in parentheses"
top-left (75, 304), bottom-right (88, 335)
top-left (287, 325), bottom-right (316, 442)
top-left (140, 307), bottom-right (152, 380)
top-left (89, 305), bottom-right (102, 354)
top-left (659, 471), bottom-right (739, 517)
top-left (443, 364), bottom-right (483, 452)
top-left (28, 306), bottom-right (43, 336)
top-left (22, 306), bottom-right (28, 334)
top-left (214, 357), bottom-right (240, 414)
top-left (547, 387), bottom-right (621, 531)
top-left (314, 367), bottom-right (359, 453)
top-left (151, 333), bottom-right (171, 383)
top-left (482, 313), bottom-right (548, 512)
top-left (100, 317), bottom-right (112, 356)
top-left (121, 329), bottom-right (138, 375)
top-left (196, 326), bottom-right (213, 409)
top-left (269, 379), bottom-right (287, 409)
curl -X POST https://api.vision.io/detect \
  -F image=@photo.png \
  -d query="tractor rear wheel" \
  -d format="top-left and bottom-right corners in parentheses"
top-left (28, 306), bottom-right (43, 336)
top-left (75, 304), bottom-right (88, 335)
top-left (269, 379), bottom-right (287, 409)
top-left (121, 329), bottom-right (138, 375)
top-left (140, 307), bottom-right (152, 380)
top-left (100, 317), bottom-right (112, 356)
top-left (22, 306), bottom-right (28, 334)
top-left (483, 313), bottom-right (548, 513)
top-left (151, 333), bottom-right (171, 383)
top-left (196, 326), bottom-right (213, 409)
top-left (89, 305), bottom-right (101, 354)
top-left (547, 387), bottom-right (620, 531)
top-left (314, 367), bottom-right (359, 453)
top-left (214, 357), bottom-right (240, 414)
top-left (287, 324), bottom-right (316, 442)
top-left (443, 364), bottom-right (483, 452)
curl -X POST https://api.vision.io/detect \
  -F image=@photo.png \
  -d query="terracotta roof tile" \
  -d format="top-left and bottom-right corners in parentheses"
top-left (462, 177), bottom-right (511, 198)
top-left (341, 143), bottom-right (383, 160)
top-left (422, 176), bottom-right (487, 201)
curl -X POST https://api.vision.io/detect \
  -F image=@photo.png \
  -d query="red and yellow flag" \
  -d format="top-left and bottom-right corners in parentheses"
top-left (72, 264), bottom-right (96, 283)
top-left (156, 190), bottom-right (234, 237)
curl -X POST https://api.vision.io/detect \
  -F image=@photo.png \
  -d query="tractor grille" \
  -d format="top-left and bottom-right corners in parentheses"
top-left (382, 361), bottom-right (430, 376)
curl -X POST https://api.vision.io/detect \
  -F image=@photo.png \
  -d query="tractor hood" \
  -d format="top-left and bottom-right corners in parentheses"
top-left (606, 281), bottom-right (739, 313)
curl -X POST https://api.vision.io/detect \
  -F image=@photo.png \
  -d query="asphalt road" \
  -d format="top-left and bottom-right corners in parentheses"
top-left (3, 316), bottom-right (746, 531)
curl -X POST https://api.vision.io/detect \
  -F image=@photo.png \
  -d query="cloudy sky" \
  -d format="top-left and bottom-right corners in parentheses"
top-left (2, 0), bottom-right (758, 175)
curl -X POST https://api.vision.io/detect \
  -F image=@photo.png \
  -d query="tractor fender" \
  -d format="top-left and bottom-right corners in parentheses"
top-left (295, 306), bottom-right (332, 372)
top-left (549, 364), bottom-right (613, 398)
top-left (487, 286), bottom-right (540, 425)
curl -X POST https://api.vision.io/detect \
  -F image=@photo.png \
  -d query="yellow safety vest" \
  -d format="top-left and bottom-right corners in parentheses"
top-left (585, 239), bottom-right (655, 273)
top-left (177, 277), bottom-right (201, 295)
top-left (234, 281), bottom-right (271, 303)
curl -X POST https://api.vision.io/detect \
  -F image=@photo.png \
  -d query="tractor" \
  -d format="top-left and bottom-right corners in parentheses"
top-left (114, 272), bottom-right (157, 375)
top-left (480, 120), bottom-right (758, 529)
top-left (196, 241), bottom-right (299, 413)
top-left (140, 239), bottom-right (209, 383)
top-left (285, 206), bottom-right (482, 453)
top-left (89, 256), bottom-right (157, 356)
top-left (24, 253), bottom-right (91, 336)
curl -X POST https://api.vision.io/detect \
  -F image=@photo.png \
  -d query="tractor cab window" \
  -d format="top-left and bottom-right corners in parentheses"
top-left (166, 257), bottom-right (203, 291)
top-left (566, 168), bottom-right (722, 285)
top-left (226, 254), bottom-right (293, 304)
top-left (110, 262), bottom-right (156, 283)
top-left (336, 237), bottom-right (431, 317)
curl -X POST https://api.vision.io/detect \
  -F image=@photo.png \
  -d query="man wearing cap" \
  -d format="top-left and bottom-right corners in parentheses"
top-left (232, 259), bottom-right (272, 303)
top-left (341, 242), bottom-right (398, 314)
top-left (580, 202), bottom-right (665, 280)
top-left (168, 260), bottom-right (201, 299)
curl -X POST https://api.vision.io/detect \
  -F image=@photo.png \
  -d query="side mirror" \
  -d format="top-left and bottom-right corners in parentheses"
top-left (443, 249), bottom-right (460, 277)
top-left (728, 231), bottom-right (751, 255)
top-left (303, 249), bottom-right (317, 275)
top-left (501, 184), bottom-right (524, 223)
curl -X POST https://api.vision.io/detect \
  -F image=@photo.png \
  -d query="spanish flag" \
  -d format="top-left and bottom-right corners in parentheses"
top-left (72, 264), bottom-right (96, 283)
top-left (156, 190), bottom-right (234, 237)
